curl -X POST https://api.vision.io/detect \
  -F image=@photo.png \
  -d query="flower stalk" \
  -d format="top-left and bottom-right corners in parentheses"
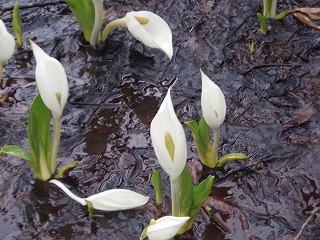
top-left (90, 0), bottom-right (104, 46)
top-left (171, 177), bottom-right (180, 216)
top-left (100, 18), bottom-right (127, 42)
top-left (51, 118), bottom-right (62, 173)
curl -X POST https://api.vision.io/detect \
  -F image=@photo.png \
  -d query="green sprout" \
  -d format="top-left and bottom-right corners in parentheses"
top-left (12, 3), bottom-right (23, 47)
top-left (249, 41), bottom-right (255, 53)
top-left (151, 168), bottom-right (163, 206)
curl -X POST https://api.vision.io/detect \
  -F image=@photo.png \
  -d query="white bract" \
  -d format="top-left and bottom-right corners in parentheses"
top-left (123, 11), bottom-right (173, 60)
top-left (150, 87), bottom-right (187, 181)
top-left (0, 19), bottom-right (15, 66)
top-left (201, 69), bottom-right (226, 129)
top-left (146, 216), bottom-right (190, 240)
top-left (50, 179), bottom-right (149, 211)
top-left (30, 40), bottom-right (68, 120)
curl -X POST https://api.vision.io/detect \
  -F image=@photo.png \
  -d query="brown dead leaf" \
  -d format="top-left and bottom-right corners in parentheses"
top-left (282, 102), bottom-right (314, 128)
top-left (204, 196), bottom-right (249, 233)
top-left (187, 159), bottom-right (203, 184)
top-left (294, 13), bottom-right (320, 31)
top-left (292, 7), bottom-right (320, 31)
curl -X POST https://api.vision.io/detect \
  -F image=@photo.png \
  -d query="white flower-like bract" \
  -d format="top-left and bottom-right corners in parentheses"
top-left (123, 11), bottom-right (173, 59)
top-left (150, 87), bottom-right (187, 181)
top-left (201, 69), bottom-right (226, 130)
top-left (30, 40), bottom-right (68, 120)
top-left (0, 19), bottom-right (15, 66)
top-left (49, 179), bottom-right (149, 211)
top-left (146, 216), bottom-right (190, 240)
top-left (150, 87), bottom-right (187, 216)
top-left (101, 11), bottom-right (173, 59)
top-left (0, 19), bottom-right (15, 80)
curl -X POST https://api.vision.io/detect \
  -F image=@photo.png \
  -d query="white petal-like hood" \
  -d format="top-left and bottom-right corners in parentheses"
top-left (150, 87), bottom-right (187, 180)
top-left (0, 19), bottom-right (15, 66)
top-left (201, 69), bottom-right (226, 129)
top-left (49, 180), bottom-right (149, 211)
top-left (30, 41), bottom-right (68, 120)
top-left (124, 11), bottom-right (173, 59)
top-left (86, 189), bottom-right (149, 211)
top-left (147, 216), bottom-right (190, 240)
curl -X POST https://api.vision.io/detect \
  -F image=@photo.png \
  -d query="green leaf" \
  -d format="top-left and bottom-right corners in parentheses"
top-left (257, 13), bottom-right (267, 35)
top-left (185, 117), bottom-right (216, 167)
top-left (151, 168), bottom-right (163, 206)
top-left (275, 11), bottom-right (290, 20)
top-left (193, 175), bottom-right (214, 209)
top-left (55, 160), bottom-right (80, 178)
top-left (0, 145), bottom-right (32, 163)
top-left (179, 166), bottom-right (194, 217)
top-left (12, 3), bottom-right (23, 47)
top-left (28, 94), bottom-right (52, 179)
top-left (85, 199), bottom-right (103, 219)
top-left (85, 199), bottom-right (95, 219)
top-left (64, 0), bottom-right (95, 42)
top-left (179, 175), bottom-right (214, 234)
top-left (140, 224), bottom-right (149, 240)
top-left (217, 153), bottom-right (249, 167)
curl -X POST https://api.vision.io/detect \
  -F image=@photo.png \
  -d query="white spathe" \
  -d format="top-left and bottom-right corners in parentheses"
top-left (146, 216), bottom-right (190, 240)
top-left (200, 69), bottom-right (226, 129)
top-left (49, 179), bottom-right (149, 211)
top-left (150, 87), bottom-right (187, 180)
top-left (0, 19), bottom-right (15, 66)
top-left (123, 11), bottom-right (173, 59)
top-left (30, 40), bottom-right (69, 120)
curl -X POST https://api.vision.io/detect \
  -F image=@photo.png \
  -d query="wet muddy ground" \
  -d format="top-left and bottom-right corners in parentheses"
top-left (0, 0), bottom-right (320, 239)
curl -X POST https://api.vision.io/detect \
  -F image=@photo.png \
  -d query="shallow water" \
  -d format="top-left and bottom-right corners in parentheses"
top-left (0, 0), bottom-right (320, 239)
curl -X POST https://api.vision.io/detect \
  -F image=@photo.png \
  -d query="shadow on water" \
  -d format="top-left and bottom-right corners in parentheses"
top-left (0, 0), bottom-right (320, 239)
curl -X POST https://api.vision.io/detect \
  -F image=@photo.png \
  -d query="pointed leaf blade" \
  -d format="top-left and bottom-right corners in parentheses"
top-left (151, 168), bottom-right (163, 206)
top-left (179, 166), bottom-right (194, 217)
top-left (0, 145), bottom-right (32, 162)
top-left (12, 3), bottom-right (23, 47)
top-left (64, 0), bottom-right (95, 42)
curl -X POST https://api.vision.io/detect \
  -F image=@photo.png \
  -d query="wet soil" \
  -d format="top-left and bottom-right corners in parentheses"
top-left (0, 0), bottom-right (320, 239)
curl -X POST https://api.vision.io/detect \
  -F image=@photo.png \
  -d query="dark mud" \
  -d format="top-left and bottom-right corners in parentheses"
top-left (0, 0), bottom-right (320, 239)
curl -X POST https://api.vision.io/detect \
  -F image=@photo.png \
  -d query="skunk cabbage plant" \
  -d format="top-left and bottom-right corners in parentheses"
top-left (0, 41), bottom-right (71, 181)
top-left (185, 69), bottom-right (247, 168)
top-left (30, 40), bottom-right (69, 174)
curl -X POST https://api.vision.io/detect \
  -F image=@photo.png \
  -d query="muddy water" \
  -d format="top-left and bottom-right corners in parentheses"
top-left (0, 0), bottom-right (320, 239)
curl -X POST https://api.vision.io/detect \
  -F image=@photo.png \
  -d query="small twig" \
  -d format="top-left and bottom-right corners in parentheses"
top-left (294, 206), bottom-right (320, 240)
top-left (243, 63), bottom-right (302, 75)
top-left (189, 17), bottom-right (203, 33)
